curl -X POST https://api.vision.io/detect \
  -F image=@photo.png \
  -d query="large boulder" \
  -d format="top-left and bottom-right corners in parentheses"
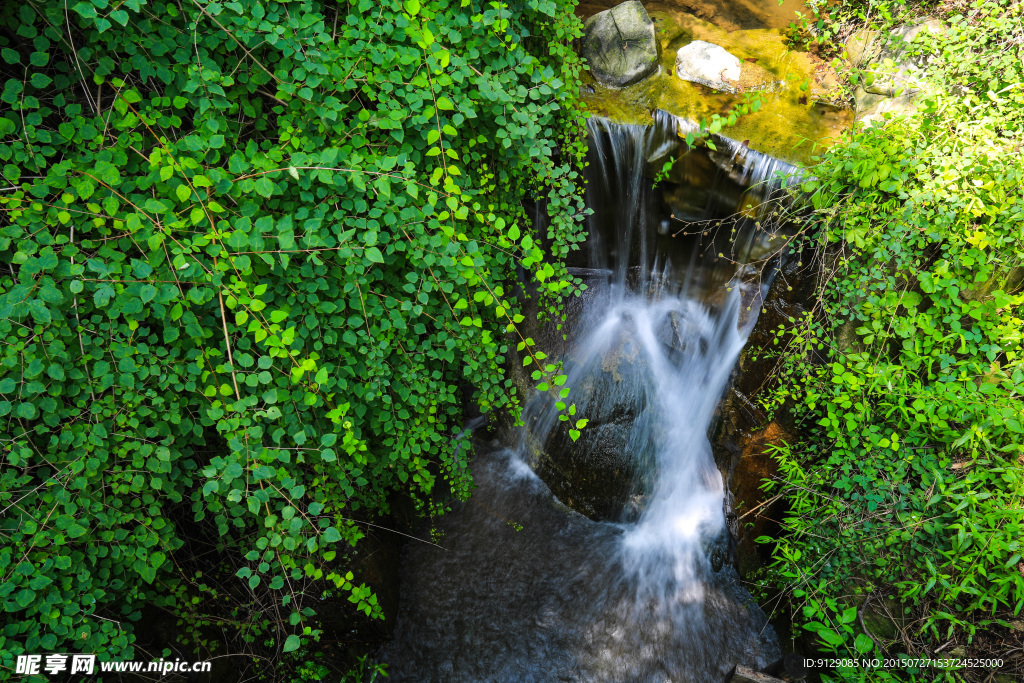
top-left (847, 19), bottom-right (947, 70)
top-left (517, 273), bottom-right (655, 523)
top-left (527, 336), bottom-right (656, 522)
top-left (582, 1), bottom-right (659, 88)
top-left (846, 19), bottom-right (946, 124)
top-left (674, 41), bottom-right (782, 94)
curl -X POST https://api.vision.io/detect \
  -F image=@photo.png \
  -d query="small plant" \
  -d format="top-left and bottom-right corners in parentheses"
top-left (652, 157), bottom-right (676, 187)
top-left (342, 656), bottom-right (388, 683)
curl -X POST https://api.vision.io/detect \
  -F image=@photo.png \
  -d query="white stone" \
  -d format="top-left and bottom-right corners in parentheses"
top-left (674, 41), bottom-right (742, 93)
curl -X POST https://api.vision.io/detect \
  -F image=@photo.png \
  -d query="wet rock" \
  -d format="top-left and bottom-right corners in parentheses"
top-left (531, 409), bottom-right (649, 522)
top-left (501, 270), bottom-right (642, 525)
top-left (704, 527), bottom-right (733, 573)
top-left (525, 318), bottom-right (657, 522)
top-left (674, 41), bottom-right (783, 94)
top-left (582, 1), bottom-right (660, 88)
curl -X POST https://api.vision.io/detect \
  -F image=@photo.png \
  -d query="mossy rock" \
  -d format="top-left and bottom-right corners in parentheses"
top-left (848, 19), bottom-right (948, 125)
top-left (583, 1), bottom-right (660, 88)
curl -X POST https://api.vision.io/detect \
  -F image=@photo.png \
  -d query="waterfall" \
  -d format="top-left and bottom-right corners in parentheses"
top-left (525, 112), bottom-right (789, 612)
top-left (380, 114), bottom-right (798, 681)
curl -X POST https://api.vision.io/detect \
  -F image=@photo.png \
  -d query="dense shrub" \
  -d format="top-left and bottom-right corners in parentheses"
top-left (760, 1), bottom-right (1024, 680)
top-left (0, 0), bottom-right (587, 677)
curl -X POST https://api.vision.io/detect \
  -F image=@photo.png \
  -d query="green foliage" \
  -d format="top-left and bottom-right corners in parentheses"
top-left (781, 0), bottom-right (922, 56)
top-left (0, 0), bottom-right (587, 677)
top-left (758, 1), bottom-right (1024, 680)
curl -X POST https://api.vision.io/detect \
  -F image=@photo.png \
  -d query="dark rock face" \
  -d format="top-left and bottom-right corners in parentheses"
top-left (509, 269), bottom-right (651, 522)
top-left (527, 340), bottom-right (656, 522)
top-left (582, 1), bottom-right (660, 88)
top-left (710, 253), bottom-right (820, 574)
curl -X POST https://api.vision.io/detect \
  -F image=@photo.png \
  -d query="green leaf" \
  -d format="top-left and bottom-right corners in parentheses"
top-left (72, 2), bottom-right (98, 19)
top-left (254, 177), bottom-right (274, 198)
top-left (15, 588), bottom-right (36, 609)
top-left (15, 402), bottom-right (37, 419)
top-left (176, 184), bottom-right (191, 203)
top-left (365, 247), bottom-right (384, 263)
top-left (145, 198), bottom-right (168, 213)
top-left (282, 634), bottom-right (301, 653)
top-left (817, 628), bottom-right (844, 646)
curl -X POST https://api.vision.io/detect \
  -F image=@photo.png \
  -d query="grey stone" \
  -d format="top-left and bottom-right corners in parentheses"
top-left (849, 19), bottom-right (947, 124)
top-left (582, 1), bottom-right (659, 88)
top-left (846, 19), bottom-right (946, 67)
top-left (857, 88), bottom-right (920, 126)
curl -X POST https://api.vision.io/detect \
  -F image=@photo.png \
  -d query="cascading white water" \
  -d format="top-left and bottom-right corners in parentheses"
top-left (532, 114), bottom-right (774, 610)
top-left (380, 114), bottom-right (794, 681)
top-left (616, 292), bottom-right (748, 597)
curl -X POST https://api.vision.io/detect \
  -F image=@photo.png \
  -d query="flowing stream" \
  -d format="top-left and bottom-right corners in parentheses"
top-left (380, 113), bottom-right (794, 681)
